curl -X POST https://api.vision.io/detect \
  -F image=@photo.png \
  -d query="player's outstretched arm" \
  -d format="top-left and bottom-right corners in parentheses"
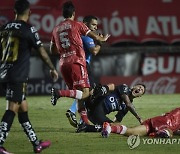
top-left (87, 31), bottom-right (110, 42)
top-left (122, 94), bottom-right (143, 124)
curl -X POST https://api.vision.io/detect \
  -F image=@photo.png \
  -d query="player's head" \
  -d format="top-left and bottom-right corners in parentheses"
top-left (62, 1), bottom-right (75, 19)
top-left (131, 84), bottom-right (146, 98)
top-left (83, 15), bottom-right (98, 31)
top-left (14, 0), bottom-right (30, 16)
top-left (156, 129), bottom-right (173, 138)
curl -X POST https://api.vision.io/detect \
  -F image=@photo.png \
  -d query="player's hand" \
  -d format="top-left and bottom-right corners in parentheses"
top-left (102, 34), bottom-right (110, 41)
top-left (50, 69), bottom-right (59, 82)
top-left (91, 84), bottom-right (109, 101)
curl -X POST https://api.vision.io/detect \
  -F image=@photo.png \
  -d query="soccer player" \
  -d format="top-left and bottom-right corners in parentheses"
top-left (50, 1), bottom-right (110, 125)
top-left (0, 0), bottom-right (58, 153)
top-left (101, 107), bottom-right (180, 138)
top-left (76, 83), bottom-right (145, 133)
top-left (66, 15), bottom-right (102, 128)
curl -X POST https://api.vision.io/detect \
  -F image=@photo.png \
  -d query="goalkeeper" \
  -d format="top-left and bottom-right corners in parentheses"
top-left (76, 83), bottom-right (146, 132)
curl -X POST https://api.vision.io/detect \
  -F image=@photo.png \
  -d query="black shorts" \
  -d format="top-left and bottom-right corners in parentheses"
top-left (87, 100), bottom-right (113, 125)
top-left (4, 82), bottom-right (27, 103)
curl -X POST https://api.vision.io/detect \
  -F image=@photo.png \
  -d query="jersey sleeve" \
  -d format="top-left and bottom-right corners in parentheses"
top-left (82, 36), bottom-right (95, 49)
top-left (78, 22), bottom-right (91, 36)
top-left (115, 84), bottom-right (131, 95)
top-left (29, 26), bottom-right (43, 49)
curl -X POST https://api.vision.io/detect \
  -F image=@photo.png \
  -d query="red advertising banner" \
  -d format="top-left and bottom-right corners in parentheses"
top-left (1, 0), bottom-right (180, 44)
top-left (142, 53), bottom-right (180, 75)
top-left (101, 75), bottom-right (180, 94)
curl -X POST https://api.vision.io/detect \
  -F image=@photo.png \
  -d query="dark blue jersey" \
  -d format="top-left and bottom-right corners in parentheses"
top-left (81, 36), bottom-right (95, 64)
top-left (103, 84), bottom-right (131, 121)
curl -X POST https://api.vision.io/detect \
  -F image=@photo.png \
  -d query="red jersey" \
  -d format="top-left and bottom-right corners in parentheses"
top-left (143, 108), bottom-right (180, 134)
top-left (51, 19), bottom-right (90, 65)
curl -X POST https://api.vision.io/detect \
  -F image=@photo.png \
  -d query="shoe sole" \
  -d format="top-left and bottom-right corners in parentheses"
top-left (66, 112), bottom-right (78, 128)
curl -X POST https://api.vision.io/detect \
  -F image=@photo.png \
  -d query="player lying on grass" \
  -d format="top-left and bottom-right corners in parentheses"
top-left (76, 83), bottom-right (146, 132)
top-left (101, 107), bottom-right (180, 138)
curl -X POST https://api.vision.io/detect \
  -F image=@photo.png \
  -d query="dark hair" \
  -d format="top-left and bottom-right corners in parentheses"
top-left (133, 83), bottom-right (146, 95)
top-left (83, 15), bottom-right (97, 24)
top-left (62, 1), bottom-right (75, 18)
top-left (14, 0), bottom-right (30, 15)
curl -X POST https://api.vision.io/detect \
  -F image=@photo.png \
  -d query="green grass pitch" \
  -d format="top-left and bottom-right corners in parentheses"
top-left (0, 94), bottom-right (180, 154)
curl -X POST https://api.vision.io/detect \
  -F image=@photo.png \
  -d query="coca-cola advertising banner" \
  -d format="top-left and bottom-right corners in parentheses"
top-left (1, 0), bottom-right (180, 44)
top-left (101, 75), bottom-right (180, 94)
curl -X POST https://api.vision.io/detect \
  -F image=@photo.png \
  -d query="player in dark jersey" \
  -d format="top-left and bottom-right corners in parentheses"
top-left (76, 83), bottom-right (145, 133)
top-left (50, 1), bottom-right (110, 125)
top-left (66, 15), bottom-right (102, 128)
top-left (102, 107), bottom-right (180, 138)
top-left (0, 0), bottom-right (58, 153)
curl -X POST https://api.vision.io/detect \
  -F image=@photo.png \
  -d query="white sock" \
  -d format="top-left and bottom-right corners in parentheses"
top-left (120, 125), bottom-right (127, 134)
top-left (75, 90), bottom-right (83, 99)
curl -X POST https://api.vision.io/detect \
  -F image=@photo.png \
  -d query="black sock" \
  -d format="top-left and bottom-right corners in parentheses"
top-left (18, 112), bottom-right (39, 147)
top-left (0, 110), bottom-right (15, 146)
top-left (85, 124), bottom-right (102, 132)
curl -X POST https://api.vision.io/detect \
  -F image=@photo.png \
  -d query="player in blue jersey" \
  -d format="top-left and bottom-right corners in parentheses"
top-left (76, 83), bottom-right (146, 133)
top-left (66, 15), bottom-right (103, 127)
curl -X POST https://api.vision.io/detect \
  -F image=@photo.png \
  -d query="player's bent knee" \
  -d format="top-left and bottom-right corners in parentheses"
top-left (82, 88), bottom-right (90, 99)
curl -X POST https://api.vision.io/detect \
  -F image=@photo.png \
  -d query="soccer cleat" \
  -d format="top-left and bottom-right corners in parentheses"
top-left (51, 87), bottom-right (59, 106)
top-left (66, 110), bottom-right (78, 128)
top-left (0, 147), bottom-right (13, 154)
top-left (33, 140), bottom-right (51, 153)
top-left (76, 122), bottom-right (87, 133)
top-left (101, 122), bottom-right (111, 138)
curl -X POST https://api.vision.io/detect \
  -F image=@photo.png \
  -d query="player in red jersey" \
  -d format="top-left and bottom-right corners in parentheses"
top-left (50, 1), bottom-right (110, 124)
top-left (101, 107), bottom-right (180, 138)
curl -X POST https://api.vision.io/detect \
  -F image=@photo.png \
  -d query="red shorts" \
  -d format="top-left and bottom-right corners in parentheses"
top-left (143, 108), bottom-right (180, 134)
top-left (60, 62), bottom-right (90, 89)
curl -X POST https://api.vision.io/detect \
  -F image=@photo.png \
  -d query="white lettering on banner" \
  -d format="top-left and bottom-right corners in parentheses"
top-left (143, 57), bottom-right (156, 75)
top-left (30, 14), bottom-right (41, 30)
top-left (30, 14), bottom-right (64, 33)
top-left (131, 76), bottom-right (177, 94)
top-left (30, 13), bottom-right (139, 37)
top-left (171, 17), bottom-right (180, 35)
top-left (176, 57), bottom-right (180, 73)
top-left (29, 13), bottom-right (180, 42)
top-left (42, 14), bottom-right (54, 33)
top-left (158, 16), bottom-right (170, 36)
top-left (109, 11), bottom-right (123, 36)
top-left (27, 80), bottom-right (67, 95)
top-left (146, 17), bottom-right (161, 35)
top-left (146, 16), bottom-right (180, 36)
top-left (142, 56), bottom-right (180, 75)
top-left (106, 11), bottom-right (139, 36)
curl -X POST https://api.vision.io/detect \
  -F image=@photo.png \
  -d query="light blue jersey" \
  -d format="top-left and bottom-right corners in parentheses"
top-left (81, 36), bottom-right (95, 64)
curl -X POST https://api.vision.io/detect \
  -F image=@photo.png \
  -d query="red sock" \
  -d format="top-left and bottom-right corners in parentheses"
top-left (58, 90), bottom-right (83, 99)
top-left (58, 90), bottom-right (76, 98)
top-left (78, 108), bottom-right (90, 125)
top-left (111, 125), bottom-right (127, 134)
